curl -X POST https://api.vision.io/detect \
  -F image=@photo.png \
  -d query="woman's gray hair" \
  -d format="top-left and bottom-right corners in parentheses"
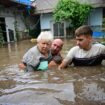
top-left (37, 31), bottom-right (54, 42)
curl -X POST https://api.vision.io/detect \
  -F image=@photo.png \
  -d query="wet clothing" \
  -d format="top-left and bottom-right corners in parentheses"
top-left (64, 43), bottom-right (105, 66)
top-left (52, 54), bottom-right (63, 64)
top-left (22, 46), bottom-right (52, 71)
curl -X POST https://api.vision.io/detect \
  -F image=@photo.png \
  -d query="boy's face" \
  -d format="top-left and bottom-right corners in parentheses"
top-left (76, 34), bottom-right (92, 50)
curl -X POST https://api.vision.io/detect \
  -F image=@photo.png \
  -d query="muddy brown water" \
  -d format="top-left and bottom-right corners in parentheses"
top-left (0, 39), bottom-right (105, 105)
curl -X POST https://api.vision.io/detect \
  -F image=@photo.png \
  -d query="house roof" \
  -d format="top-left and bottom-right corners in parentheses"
top-left (79, 0), bottom-right (105, 8)
top-left (0, 0), bottom-right (17, 7)
top-left (33, 0), bottom-right (105, 14)
top-left (0, 0), bottom-right (34, 8)
top-left (34, 0), bottom-right (59, 14)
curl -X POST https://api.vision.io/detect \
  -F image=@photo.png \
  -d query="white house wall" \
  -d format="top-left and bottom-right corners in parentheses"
top-left (0, 7), bottom-right (28, 42)
top-left (40, 13), bottom-right (67, 37)
top-left (16, 13), bottom-right (26, 31)
top-left (0, 8), bottom-right (16, 42)
top-left (0, 8), bottom-right (26, 31)
top-left (5, 17), bottom-right (16, 42)
top-left (40, 13), bottom-right (53, 30)
top-left (88, 8), bottom-right (103, 31)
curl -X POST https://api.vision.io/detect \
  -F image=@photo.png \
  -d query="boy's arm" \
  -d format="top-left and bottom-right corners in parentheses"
top-left (58, 60), bottom-right (68, 70)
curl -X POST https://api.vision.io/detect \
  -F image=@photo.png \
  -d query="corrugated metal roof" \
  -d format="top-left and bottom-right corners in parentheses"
top-left (34, 0), bottom-right (59, 14)
top-left (33, 0), bottom-right (105, 14)
top-left (78, 0), bottom-right (105, 8)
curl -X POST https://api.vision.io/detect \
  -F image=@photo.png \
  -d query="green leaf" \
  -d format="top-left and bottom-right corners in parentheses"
top-left (53, 0), bottom-right (92, 29)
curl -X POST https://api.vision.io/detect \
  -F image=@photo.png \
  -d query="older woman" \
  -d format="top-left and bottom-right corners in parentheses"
top-left (19, 31), bottom-right (53, 71)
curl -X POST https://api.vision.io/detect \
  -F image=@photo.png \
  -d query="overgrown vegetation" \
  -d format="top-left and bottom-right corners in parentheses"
top-left (53, 0), bottom-right (92, 30)
top-left (14, 20), bottom-right (19, 41)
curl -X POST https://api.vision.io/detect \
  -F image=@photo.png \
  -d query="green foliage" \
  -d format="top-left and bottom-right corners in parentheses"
top-left (0, 26), bottom-right (4, 46)
top-left (53, 0), bottom-right (92, 29)
top-left (14, 21), bottom-right (19, 41)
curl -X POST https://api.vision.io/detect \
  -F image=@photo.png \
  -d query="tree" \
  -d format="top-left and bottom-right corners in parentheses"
top-left (53, 0), bottom-right (92, 29)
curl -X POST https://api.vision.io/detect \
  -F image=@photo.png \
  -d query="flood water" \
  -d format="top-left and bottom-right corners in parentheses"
top-left (0, 39), bottom-right (105, 105)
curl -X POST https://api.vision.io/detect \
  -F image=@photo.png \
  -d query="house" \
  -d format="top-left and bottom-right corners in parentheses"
top-left (0, 0), bottom-right (35, 43)
top-left (79, 0), bottom-right (105, 38)
top-left (33, 0), bottom-right (69, 38)
top-left (33, 0), bottom-right (105, 38)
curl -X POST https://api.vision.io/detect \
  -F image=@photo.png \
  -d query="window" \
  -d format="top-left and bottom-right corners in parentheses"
top-left (53, 22), bottom-right (64, 37)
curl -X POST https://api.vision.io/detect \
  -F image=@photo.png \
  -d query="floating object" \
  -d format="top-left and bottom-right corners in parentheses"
top-left (30, 38), bottom-right (37, 43)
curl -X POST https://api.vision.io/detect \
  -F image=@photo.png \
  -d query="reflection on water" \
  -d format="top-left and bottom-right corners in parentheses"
top-left (0, 39), bottom-right (105, 105)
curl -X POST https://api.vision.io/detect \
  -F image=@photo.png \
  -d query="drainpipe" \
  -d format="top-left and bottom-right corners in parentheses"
top-left (6, 25), bottom-right (10, 43)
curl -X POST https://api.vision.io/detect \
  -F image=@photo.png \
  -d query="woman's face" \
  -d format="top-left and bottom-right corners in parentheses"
top-left (37, 40), bottom-right (52, 55)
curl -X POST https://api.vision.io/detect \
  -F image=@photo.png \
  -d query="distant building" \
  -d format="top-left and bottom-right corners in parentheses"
top-left (33, 0), bottom-right (105, 38)
top-left (79, 0), bottom-right (105, 38)
top-left (33, 0), bottom-right (68, 38)
top-left (0, 0), bottom-right (35, 43)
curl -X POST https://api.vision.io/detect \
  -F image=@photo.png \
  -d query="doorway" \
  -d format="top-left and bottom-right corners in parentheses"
top-left (0, 17), bottom-right (7, 42)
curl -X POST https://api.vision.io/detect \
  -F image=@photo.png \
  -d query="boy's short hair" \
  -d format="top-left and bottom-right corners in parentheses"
top-left (75, 25), bottom-right (93, 37)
